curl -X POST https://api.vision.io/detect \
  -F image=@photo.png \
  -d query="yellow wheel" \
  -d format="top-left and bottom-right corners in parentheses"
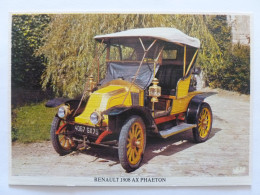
top-left (118, 116), bottom-right (146, 172)
top-left (51, 117), bottom-right (77, 155)
top-left (193, 103), bottom-right (212, 143)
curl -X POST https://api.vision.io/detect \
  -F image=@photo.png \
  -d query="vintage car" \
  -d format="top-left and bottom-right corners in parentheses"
top-left (46, 27), bottom-right (213, 172)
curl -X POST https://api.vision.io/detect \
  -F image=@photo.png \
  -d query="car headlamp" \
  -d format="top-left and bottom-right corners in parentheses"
top-left (90, 111), bottom-right (102, 125)
top-left (58, 105), bottom-right (70, 119)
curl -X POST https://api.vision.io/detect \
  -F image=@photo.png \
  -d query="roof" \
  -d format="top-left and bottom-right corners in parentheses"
top-left (94, 27), bottom-right (200, 48)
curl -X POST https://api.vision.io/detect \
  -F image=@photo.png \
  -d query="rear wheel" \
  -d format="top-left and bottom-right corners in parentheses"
top-left (193, 103), bottom-right (212, 143)
top-left (118, 116), bottom-right (146, 172)
top-left (51, 116), bottom-right (77, 155)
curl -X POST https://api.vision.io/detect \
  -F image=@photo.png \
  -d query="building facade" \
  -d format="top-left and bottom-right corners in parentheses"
top-left (227, 15), bottom-right (250, 45)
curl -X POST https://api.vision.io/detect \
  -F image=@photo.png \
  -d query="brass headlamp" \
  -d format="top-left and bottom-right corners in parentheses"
top-left (90, 111), bottom-right (102, 125)
top-left (149, 77), bottom-right (161, 116)
top-left (57, 105), bottom-right (71, 119)
top-left (86, 75), bottom-right (96, 92)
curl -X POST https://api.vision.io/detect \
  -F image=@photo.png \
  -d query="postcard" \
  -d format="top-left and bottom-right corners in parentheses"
top-left (10, 13), bottom-right (251, 186)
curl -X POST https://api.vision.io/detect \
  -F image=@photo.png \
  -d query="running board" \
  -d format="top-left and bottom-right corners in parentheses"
top-left (159, 123), bottom-right (197, 138)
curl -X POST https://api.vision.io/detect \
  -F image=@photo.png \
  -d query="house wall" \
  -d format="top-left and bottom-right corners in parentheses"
top-left (227, 15), bottom-right (250, 45)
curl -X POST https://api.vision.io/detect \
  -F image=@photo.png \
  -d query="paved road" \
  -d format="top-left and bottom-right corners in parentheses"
top-left (11, 88), bottom-right (250, 182)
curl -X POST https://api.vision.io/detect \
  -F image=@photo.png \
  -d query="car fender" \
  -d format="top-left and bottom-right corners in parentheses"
top-left (102, 106), bottom-right (157, 135)
top-left (45, 98), bottom-right (87, 109)
top-left (45, 98), bottom-right (71, 108)
top-left (186, 92), bottom-right (216, 124)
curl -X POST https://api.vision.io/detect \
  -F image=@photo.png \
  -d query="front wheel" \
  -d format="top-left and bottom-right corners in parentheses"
top-left (193, 102), bottom-right (213, 143)
top-left (118, 116), bottom-right (146, 172)
top-left (50, 116), bottom-right (77, 155)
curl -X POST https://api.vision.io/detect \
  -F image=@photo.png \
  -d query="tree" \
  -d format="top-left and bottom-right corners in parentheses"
top-left (202, 15), bottom-right (232, 88)
top-left (37, 14), bottom-right (228, 97)
top-left (11, 14), bottom-right (50, 89)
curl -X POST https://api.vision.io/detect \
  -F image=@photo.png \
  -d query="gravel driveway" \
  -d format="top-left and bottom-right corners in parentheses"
top-left (11, 88), bottom-right (250, 185)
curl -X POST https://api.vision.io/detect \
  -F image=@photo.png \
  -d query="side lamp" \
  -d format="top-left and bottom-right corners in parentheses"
top-left (86, 75), bottom-right (96, 92)
top-left (149, 78), bottom-right (161, 115)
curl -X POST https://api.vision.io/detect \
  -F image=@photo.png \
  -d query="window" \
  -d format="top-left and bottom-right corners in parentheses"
top-left (109, 45), bottom-right (140, 61)
top-left (163, 50), bottom-right (178, 60)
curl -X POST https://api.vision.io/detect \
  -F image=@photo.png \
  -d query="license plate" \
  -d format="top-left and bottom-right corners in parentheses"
top-left (74, 125), bottom-right (99, 136)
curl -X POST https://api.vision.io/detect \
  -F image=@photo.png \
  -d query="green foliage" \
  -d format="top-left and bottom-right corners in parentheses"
top-left (206, 15), bottom-right (232, 53)
top-left (9, 13), bottom-right (247, 96)
top-left (221, 44), bottom-right (250, 94)
top-left (37, 14), bottom-right (229, 97)
top-left (201, 15), bottom-right (232, 87)
top-left (12, 102), bottom-right (57, 143)
top-left (12, 14), bottom-right (50, 89)
top-left (202, 16), bottom-right (250, 94)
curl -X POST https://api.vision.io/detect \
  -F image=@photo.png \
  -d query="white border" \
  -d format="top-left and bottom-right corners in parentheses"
top-left (1, 0), bottom-right (260, 194)
top-left (9, 176), bottom-right (251, 186)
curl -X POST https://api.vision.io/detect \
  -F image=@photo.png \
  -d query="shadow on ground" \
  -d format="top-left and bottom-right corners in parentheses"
top-left (72, 127), bottom-right (222, 169)
top-left (141, 127), bottom-right (221, 166)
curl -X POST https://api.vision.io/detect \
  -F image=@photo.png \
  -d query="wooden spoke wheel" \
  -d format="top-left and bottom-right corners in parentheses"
top-left (193, 102), bottom-right (212, 143)
top-left (118, 116), bottom-right (146, 172)
top-left (51, 117), bottom-right (77, 155)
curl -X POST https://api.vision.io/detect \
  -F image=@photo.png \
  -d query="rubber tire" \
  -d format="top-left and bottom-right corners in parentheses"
top-left (51, 116), bottom-right (75, 156)
top-left (118, 115), bottom-right (146, 172)
top-left (193, 102), bottom-right (213, 143)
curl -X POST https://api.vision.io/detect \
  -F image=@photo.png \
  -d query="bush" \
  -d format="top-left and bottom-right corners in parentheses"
top-left (224, 44), bottom-right (250, 94)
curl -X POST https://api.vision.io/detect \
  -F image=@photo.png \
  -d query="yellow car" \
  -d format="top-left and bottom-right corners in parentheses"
top-left (46, 27), bottom-right (213, 172)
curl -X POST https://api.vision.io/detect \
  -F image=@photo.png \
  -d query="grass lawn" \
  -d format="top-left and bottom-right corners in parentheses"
top-left (12, 102), bottom-right (57, 143)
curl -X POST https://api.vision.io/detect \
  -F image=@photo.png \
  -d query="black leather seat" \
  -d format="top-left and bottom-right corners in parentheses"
top-left (156, 65), bottom-right (183, 95)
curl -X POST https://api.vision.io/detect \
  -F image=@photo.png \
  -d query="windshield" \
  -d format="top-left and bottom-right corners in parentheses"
top-left (100, 62), bottom-right (159, 89)
top-left (107, 38), bottom-right (163, 62)
top-left (109, 45), bottom-right (139, 61)
top-left (99, 38), bottom-right (163, 89)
